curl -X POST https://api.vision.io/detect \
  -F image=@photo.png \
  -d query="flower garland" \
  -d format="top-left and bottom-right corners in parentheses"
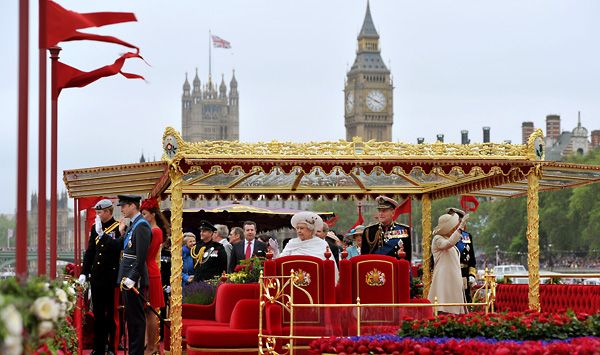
top-left (0, 276), bottom-right (78, 354)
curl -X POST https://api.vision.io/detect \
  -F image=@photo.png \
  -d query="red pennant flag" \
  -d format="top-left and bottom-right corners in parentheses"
top-left (460, 195), bottom-right (480, 212)
top-left (46, 0), bottom-right (137, 49)
top-left (348, 205), bottom-right (365, 232)
top-left (393, 198), bottom-right (411, 220)
top-left (324, 215), bottom-right (339, 228)
top-left (53, 52), bottom-right (144, 99)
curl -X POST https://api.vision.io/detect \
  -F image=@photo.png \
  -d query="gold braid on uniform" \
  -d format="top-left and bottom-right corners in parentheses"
top-left (366, 224), bottom-right (384, 253)
top-left (95, 221), bottom-right (120, 244)
top-left (190, 246), bottom-right (206, 268)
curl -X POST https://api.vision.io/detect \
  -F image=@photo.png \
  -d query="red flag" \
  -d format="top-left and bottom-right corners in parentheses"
top-left (393, 198), bottom-right (411, 220)
top-left (46, 0), bottom-right (137, 48)
top-left (324, 215), bottom-right (339, 228)
top-left (53, 52), bottom-right (144, 99)
top-left (348, 205), bottom-right (364, 232)
top-left (460, 195), bottom-right (480, 212)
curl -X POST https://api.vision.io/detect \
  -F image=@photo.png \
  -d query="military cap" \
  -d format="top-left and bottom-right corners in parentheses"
top-left (446, 207), bottom-right (466, 218)
top-left (116, 194), bottom-right (142, 206)
top-left (375, 195), bottom-right (400, 210)
top-left (198, 220), bottom-right (217, 232)
top-left (94, 199), bottom-right (113, 210)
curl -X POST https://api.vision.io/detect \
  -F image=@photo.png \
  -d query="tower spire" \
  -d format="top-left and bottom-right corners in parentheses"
top-left (358, 1), bottom-right (379, 40)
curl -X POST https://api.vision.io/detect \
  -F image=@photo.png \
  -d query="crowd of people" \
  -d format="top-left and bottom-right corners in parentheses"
top-left (78, 194), bottom-right (478, 354)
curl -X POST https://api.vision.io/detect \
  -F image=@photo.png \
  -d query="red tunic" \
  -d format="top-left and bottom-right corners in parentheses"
top-left (146, 227), bottom-right (165, 308)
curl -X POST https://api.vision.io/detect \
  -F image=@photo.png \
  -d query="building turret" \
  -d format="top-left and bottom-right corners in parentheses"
top-left (182, 73), bottom-right (193, 140)
top-left (192, 68), bottom-right (201, 98)
top-left (219, 74), bottom-right (227, 99)
top-left (182, 73), bottom-right (191, 96)
top-left (229, 69), bottom-right (239, 106)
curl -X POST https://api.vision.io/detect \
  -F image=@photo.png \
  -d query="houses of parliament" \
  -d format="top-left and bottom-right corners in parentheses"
top-left (181, 2), bottom-right (393, 143)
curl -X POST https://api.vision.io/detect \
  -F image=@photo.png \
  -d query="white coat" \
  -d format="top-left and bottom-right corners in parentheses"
top-left (427, 228), bottom-right (466, 314)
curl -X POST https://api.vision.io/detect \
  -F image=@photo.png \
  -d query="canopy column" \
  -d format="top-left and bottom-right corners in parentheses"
top-left (526, 165), bottom-right (541, 311)
top-left (169, 167), bottom-right (184, 354)
top-left (421, 194), bottom-right (432, 297)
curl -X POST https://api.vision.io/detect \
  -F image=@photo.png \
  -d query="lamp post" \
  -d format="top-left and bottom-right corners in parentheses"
top-left (548, 243), bottom-right (553, 271)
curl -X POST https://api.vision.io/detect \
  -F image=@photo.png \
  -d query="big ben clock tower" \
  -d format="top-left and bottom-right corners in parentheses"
top-left (345, 2), bottom-right (393, 142)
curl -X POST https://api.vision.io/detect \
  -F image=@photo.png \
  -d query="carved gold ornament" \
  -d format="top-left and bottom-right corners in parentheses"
top-left (293, 269), bottom-right (311, 287)
top-left (365, 268), bottom-right (386, 287)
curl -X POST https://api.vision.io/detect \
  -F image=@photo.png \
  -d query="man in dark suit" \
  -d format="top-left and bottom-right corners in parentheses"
top-left (228, 221), bottom-right (267, 272)
top-left (116, 195), bottom-right (151, 355)
top-left (79, 199), bottom-right (121, 355)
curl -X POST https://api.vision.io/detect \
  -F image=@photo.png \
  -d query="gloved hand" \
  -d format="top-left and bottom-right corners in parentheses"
top-left (94, 216), bottom-right (103, 236)
top-left (164, 285), bottom-right (171, 294)
top-left (268, 238), bottom-right (280, 258)
top-left (122, 277), bottom-right (135, 290)
top-left (468, 275), bottom-right (477, 287)
top-left (459, 214), bottom-right (470, 230)
top-left (77, 274), bottom-right (87, 285)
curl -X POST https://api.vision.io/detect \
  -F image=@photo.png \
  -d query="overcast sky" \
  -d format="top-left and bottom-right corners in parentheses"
top-left (1, 0), bottom-right (599, 214)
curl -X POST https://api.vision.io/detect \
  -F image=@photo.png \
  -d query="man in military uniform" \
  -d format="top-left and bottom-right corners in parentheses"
top-left (116, 195), bottom-right (152, 355)
top-left (79, 199), bottom-right (121, 355)
top-left (192, 221), bottom-right (228, 281)
top-left (447, 207), bottom-right (477, 303)
top-left (361, 196), bottom-right (412, 263)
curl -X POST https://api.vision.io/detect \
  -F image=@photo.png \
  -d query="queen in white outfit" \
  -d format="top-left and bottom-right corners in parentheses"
top-left (277, 211), bottom-right (339, 283)
top-left (427, 212), bottom-right (469, 314)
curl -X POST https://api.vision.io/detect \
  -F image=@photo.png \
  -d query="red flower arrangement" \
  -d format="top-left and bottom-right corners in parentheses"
top-left (396, 310), bottom-right (599, 340)
top-left (309, 336), bottom-right (600, 354)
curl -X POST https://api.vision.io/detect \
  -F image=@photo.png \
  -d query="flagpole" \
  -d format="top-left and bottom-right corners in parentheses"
top-left (49, 46), bottom-right (61, 280)
top-left (38, 0), bottom-right (48, 277)
top-left (16, 0), bottom-right (30, 280)
top-left (209, 30), bottom-right (212, 78)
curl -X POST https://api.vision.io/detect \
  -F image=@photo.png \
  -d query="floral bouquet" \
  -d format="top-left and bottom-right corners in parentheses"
top-left (227, 256), bottom-right (264, 284)
top-left (0, 277), bottom-right (79, 354)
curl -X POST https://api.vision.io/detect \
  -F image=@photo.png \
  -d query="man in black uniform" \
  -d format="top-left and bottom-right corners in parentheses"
top-left (79, 199), bottom-right (121, 355)
top-left (447, 207), bottom-right (477, 303)
top-left (192, 221), bottom-right (228, 281)
top-left (116, 195), bottom-right (152, 355)
top-left (361, 196), bottom-right (412, 263)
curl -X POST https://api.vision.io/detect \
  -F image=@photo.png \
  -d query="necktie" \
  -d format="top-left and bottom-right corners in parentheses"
top-left (245, 241), bottom-right (252, 259)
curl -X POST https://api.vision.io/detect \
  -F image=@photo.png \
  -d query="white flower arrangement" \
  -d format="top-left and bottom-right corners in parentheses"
top-left (38, 321), bottom-right (54, 336)
top-left (31, 296), bottom-right (60, 322)
top-left (0, 304), bottom-right (23, 355)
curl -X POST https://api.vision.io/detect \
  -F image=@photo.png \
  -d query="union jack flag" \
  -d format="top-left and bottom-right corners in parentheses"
top-left (211, 35), bottom-right (231, 49)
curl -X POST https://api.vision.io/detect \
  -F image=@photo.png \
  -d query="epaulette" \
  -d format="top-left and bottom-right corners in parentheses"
top-left (365, 222), bottom-right (380, 228)
top-left (394, 222), bottom-right (410, 229)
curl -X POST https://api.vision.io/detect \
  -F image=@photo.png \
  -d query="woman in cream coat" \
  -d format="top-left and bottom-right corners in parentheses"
top-left (427, 212), bottom-right (469, 314)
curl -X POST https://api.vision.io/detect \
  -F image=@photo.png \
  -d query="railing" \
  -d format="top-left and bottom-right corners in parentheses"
top-left (258, 269), bottom-right (497, 355)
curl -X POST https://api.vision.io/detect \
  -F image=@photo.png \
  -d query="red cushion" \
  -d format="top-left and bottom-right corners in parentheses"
top-left (214, 283), bottom-right (260, 323)
top-left (186, 326), bottom-right (259, 348)
top-left (229, 300), bottom-right (260, 329)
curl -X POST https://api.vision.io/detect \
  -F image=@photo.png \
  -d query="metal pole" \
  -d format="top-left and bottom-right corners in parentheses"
top-left (526, 166), bottom-right (541, 311)
top-left (37, 0), bottom-right (48, 277)
top-left (421, 194), bottom-right (432, 297)
top-left (49, 46), bottom-right (61, 279)
top-left (16, 0), bottom-right (30, 280)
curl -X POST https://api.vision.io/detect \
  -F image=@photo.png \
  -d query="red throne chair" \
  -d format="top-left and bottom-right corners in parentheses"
top-left (262, 255), bottom-right (340, 350)
top-left (164, 282), bottom-right (261, 354)
top-left (337, 254), bottom-right (432, 335)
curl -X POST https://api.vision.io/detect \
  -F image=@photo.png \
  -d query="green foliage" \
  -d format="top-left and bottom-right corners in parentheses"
top-left (0, 214), bottom-right (15, 248)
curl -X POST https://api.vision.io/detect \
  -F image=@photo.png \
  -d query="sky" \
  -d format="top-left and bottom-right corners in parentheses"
top-left (1, 0), bottom-right (599, 214)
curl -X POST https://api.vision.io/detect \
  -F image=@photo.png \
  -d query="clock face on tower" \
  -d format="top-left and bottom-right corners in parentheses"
top-left (366, 90), bottom-right (386, 112)
top-left (346, 91), bottom-right (354, 113)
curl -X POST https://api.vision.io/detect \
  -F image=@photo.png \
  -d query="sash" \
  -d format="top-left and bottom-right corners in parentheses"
top-left (95, 221), bottom-right (120, 245)
top-left (123, 217), bottom-right (150, 250)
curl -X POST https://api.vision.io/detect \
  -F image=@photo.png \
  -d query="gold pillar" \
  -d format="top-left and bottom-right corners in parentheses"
top-left (526, 166), bottom-right (541, 311)
top-left (421, 194), bottom-right (432, 297)
top-left (169, 168), bottom-right (184, 354)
